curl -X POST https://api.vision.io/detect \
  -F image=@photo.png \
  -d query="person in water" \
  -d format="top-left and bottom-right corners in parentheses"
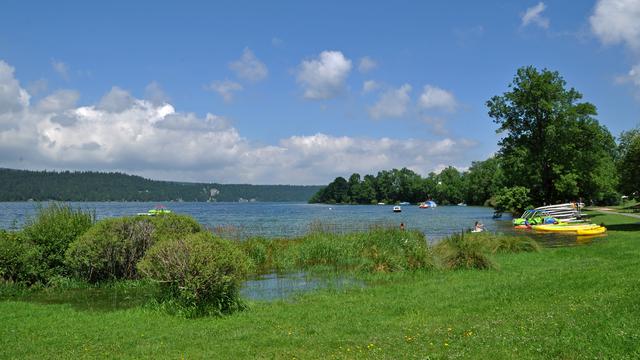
top-left (474, 221), bottom-right (484, 232)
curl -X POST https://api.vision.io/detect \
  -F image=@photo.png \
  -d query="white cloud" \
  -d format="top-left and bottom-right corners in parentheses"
top-left (27, 79), bottom-right (48, 96)
top-left (368, 84), bottom-right (412, 119)
top-left (271, 37), bottom-right (284, 47)
top-left (418, 85), bottom-right (457, 112)
top-left (97, 86), bottom-right (135, 112)
top-left (362, 80), bottom-right (380, 93)
top-left (358, 56), bottom-right (377, 73)
top-left (0, 59), bottom-right (479, 184)
top-left (229, 48), bottom-right (268, 82)
top-left (296, 51), bottom-right (352, 100)
top-left (521, 2), bottom-right (550, 29)
top-left (206, 80), bottom-right (243, 102)
top-left (144, 81), bottom-right (170, 105)
top-left (51, 59), bottom-right (70, 81)
top-left (0, 60), bottom-right (30, 115)
top-left (36, 90), bottom-right (80, 113)
top-left (422, 116), bottom-right (448, 136)
top-left (591, 0), bottom-right (640, 50)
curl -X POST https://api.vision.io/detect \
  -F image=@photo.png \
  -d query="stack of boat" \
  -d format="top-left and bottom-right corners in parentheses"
top-left (512, 202), bottom-right (606, 235)
top-left (513, 203), bottom-right (584, 226)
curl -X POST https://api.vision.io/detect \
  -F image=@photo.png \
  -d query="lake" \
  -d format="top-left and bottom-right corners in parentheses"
top-left (0, 201), bottom-right (508, 241)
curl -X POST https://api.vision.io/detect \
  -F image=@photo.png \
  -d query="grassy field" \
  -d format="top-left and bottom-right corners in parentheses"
top-left (1, 212), bottom-right (639, 359)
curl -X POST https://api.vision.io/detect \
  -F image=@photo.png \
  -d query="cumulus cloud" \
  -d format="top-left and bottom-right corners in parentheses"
top-left (422, 116), bottom-right (448, 136)
top-left (0, 60), bottom-right (30, 115)
top-left (521, 2), bottom-right (550, 29)
top-left (206, 80), bottom-right (243, 102)
top-left (97, 86), bottom-right (135, 112)
top-left (144, 81), bottom-right (170, 105)
top-left (362, 80), bottom-right (380, 93)
top-left (0, 59), bottom-right (479, 184)
top-left (358, 56), bottom-right (377, 73)
top-left (229, 48), bottom-right (268, 82)
top-left (27, 79), bottom-right (48, 96)
top-left (51, 59), bottom-right (70, 81)
top-left (368, 84), bottom-right (412, 119)
top-left (591, 0), bottom-right (640, 50)
top-left (36, 90), bottom-right (80, 113)
top-left (296, 51), bottom-right (352, 100)
top-left (418, 85), bottom-right (458, 112)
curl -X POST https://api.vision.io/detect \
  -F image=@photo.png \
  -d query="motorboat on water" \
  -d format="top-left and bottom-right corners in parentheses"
top-left (419, 200), bottom-right (437, 208)
top-left (393, 206), bottom-right (402, 213)
top-left (399, 202), bottom-right (410, 205)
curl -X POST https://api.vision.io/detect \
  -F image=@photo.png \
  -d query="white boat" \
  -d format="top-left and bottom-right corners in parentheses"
top-left (457, 203), bottom-right (467, 206)
top-left (393, 206), bottom-right (402, 213)
top-left (377, 202), bottom-right (386, 205)
top-left (399, 202), bottom-right (410, 205)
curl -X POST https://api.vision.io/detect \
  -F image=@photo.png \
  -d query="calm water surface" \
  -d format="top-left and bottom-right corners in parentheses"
top-left (0, 201), bottom-right (509, 241)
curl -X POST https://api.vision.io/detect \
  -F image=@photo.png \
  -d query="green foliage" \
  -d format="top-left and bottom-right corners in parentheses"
top-left (241, 227), bottom-right (433, 274)
top-left (494, 186), bottom-right (532, 214)
top-left (464, 157), bottom-right (505, 206)
top-left (138, 232), bottom-right (250, 317)
top-left (0, 168), bottom-right (322, 202)
top-left (21, 204), bottom-right (95, 278)
top-left (434, 232), bottom-right (495, 270)
top-left (487, 66), bottom-right (618, 205)
top-left (65, 214), bottom-right (202, 283)
top-left (617, 127), bottom-right (640, 199)
top-left (0, 231), bottom-right (45, 284)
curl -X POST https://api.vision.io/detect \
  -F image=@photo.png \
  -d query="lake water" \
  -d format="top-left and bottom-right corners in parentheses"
top-left (0, 201), bottom-right (508, 241)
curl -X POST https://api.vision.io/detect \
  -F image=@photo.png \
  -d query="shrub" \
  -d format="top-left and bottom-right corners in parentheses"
top-left (0, 230), bottom-right (46, 284)
top-left (65, 214), bottom-right (202, 283)
top-left (434, 232), bottom-right (495, 270)
top-left (21, 203), bottom-right (95, 278)
top-left (138, 232), bottom-right (250, 317)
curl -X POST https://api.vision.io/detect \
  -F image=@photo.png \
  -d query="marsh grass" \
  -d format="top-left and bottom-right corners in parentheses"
top-left (434, 232), bottom-right (495, 270)
top-left (241, 226), bottom-right (433, 274)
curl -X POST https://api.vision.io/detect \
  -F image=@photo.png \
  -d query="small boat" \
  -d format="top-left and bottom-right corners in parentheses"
top-left (532, 223), bottom-right (600, 233)
top-left (576, 226), bottom-right (606, 236)
top-left (377, 202), bottom-right (386, 205)
top-left (393, 206), bottom-right (402, 213)
top-left (419, 200), bottom-right (437, 208)
top-left (457, 203), bottom-right (467, 206)
top-left (399, 202), bottom-right (410, 205)
top-left (138, 205), bottom-right (172, 216)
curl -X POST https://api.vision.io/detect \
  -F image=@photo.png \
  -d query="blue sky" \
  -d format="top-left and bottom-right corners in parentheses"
top-left (0, 0), bottom-right (639, 184)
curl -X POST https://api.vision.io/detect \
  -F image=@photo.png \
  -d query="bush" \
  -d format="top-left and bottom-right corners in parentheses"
top-left (65, 214), bottom-right (202, 283)
top-left (434, 232), bottom-right (495, 270)
top-left (20, 204), bottom-right (95, 279)
top-left (0, 230), bottom-right (46, 284)
top-left (138, 232), bottom-right (250, 317)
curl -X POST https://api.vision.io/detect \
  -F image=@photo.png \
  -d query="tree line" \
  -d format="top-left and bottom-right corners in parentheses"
top-left (311, 66), bottom-right (640, 211)
top-left (0, 169), bottom-right (322, 202)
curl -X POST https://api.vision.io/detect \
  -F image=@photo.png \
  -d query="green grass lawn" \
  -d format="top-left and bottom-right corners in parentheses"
top-left (2, 213), bottom-right (640, 359)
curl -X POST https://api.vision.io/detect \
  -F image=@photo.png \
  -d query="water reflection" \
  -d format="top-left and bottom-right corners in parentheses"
top-left (241, 272), bottom-right (363, 301)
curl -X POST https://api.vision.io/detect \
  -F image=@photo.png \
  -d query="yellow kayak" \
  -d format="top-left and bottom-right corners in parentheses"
top-left (576, 226), bottom-right (607, 235)
top-left (532, 223), bottom-right (601, 232)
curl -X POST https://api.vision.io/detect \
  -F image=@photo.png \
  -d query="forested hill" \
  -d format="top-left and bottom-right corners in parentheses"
top-left (0, 168), bottom-right (323, 202)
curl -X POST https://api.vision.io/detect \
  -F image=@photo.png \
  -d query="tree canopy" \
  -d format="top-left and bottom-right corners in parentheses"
top-left (487, 66), bottom-right (617, 205)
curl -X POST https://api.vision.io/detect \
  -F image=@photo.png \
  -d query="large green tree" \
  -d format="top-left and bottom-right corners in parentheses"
top-left (617, 127), bottom-right (640, 199)
top-left (487, 66), bottom-right (617, 204)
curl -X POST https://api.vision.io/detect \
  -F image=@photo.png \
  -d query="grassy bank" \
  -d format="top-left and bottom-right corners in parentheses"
top-left (1, 213), bottom-right (639, 358)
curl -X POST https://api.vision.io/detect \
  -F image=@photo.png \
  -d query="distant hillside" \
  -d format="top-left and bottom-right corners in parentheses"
top-left (0, 168), bottom-right (323, 202)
